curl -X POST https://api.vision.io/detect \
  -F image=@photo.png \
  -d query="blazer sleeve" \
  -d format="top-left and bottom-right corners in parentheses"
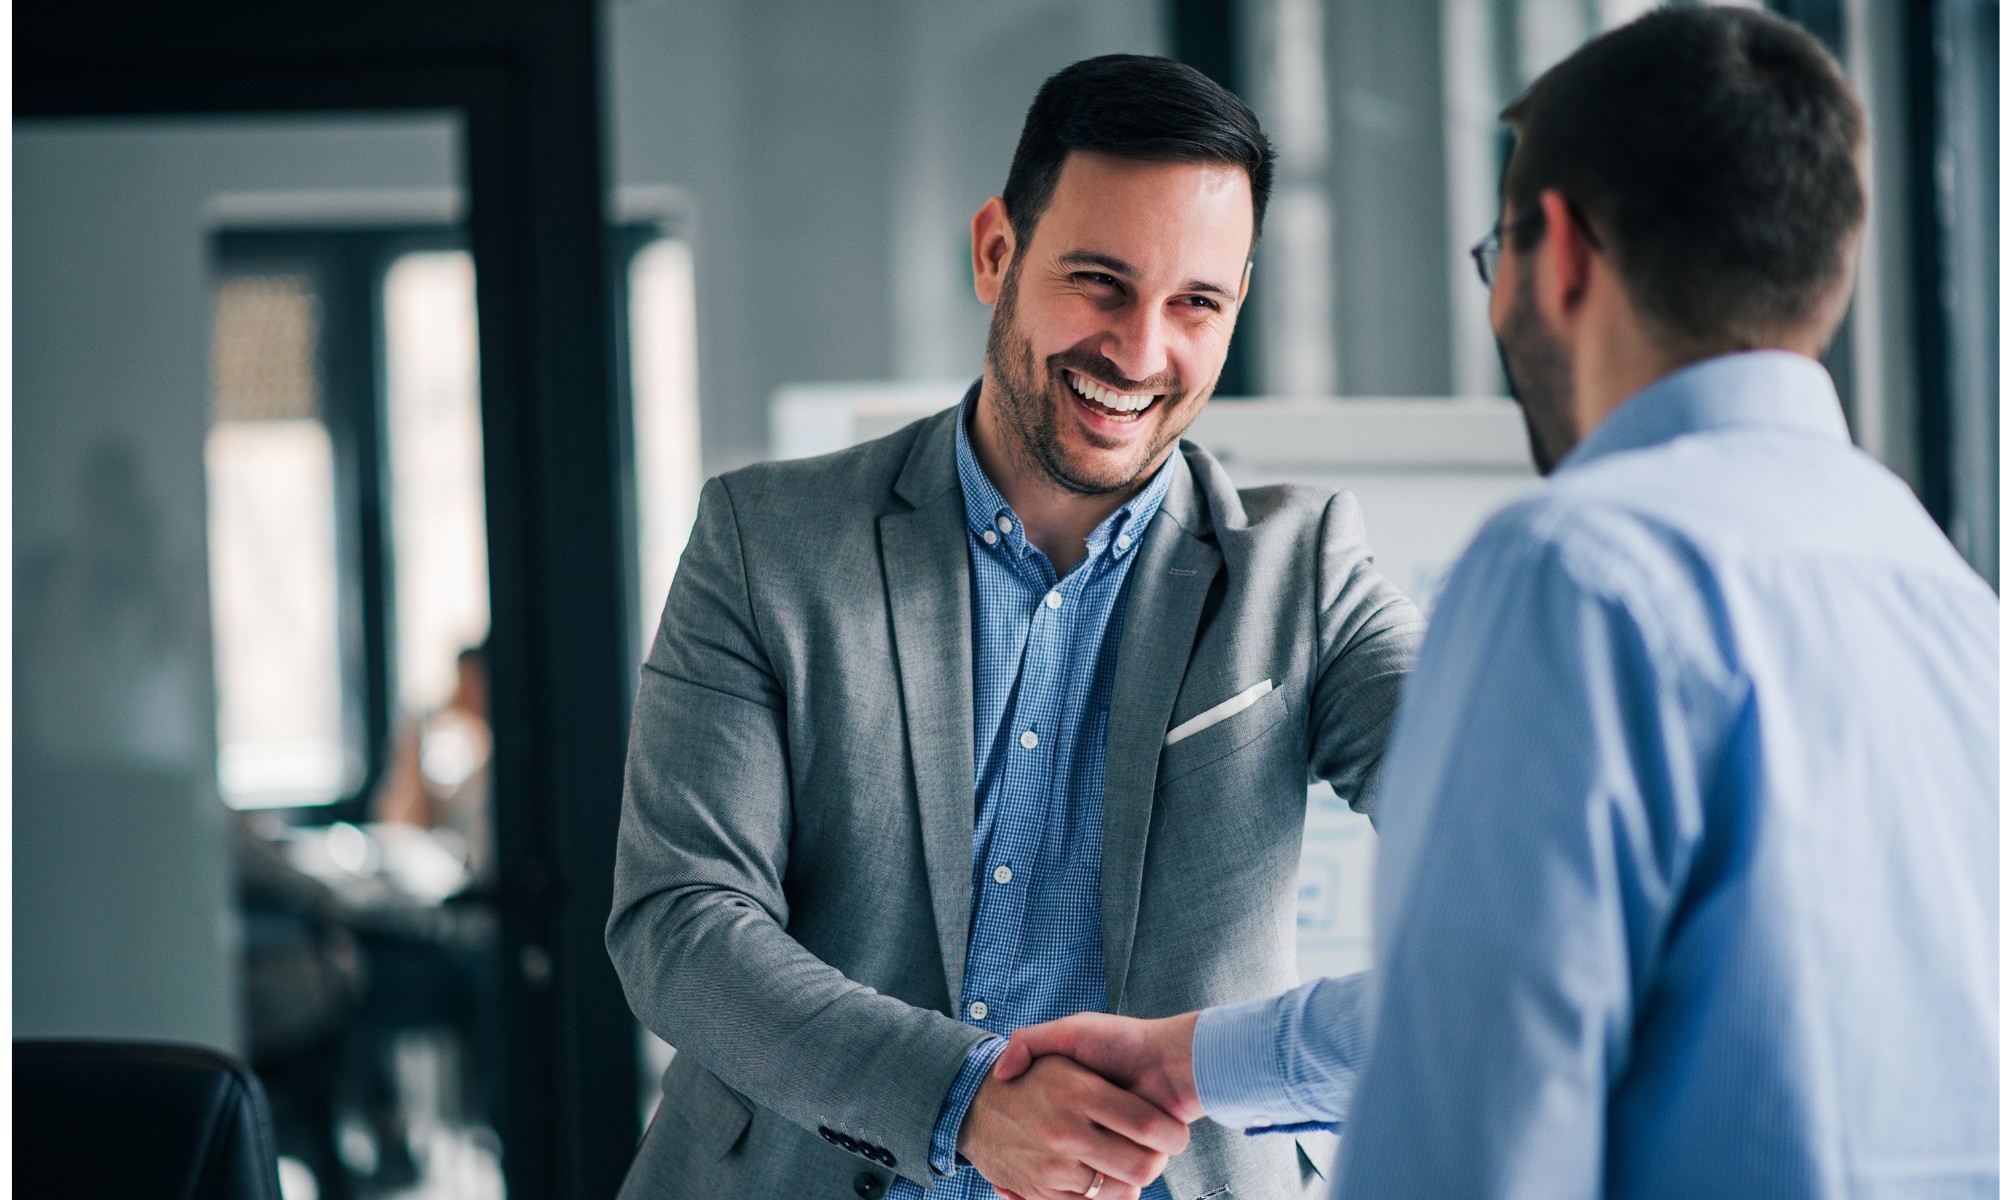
top-left (1308, 490), bottom-right (1428, 815)
top-left (605, 475), bottom-right (986, 1187)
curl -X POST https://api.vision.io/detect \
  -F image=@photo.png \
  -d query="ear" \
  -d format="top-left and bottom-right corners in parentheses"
top-left (1534, 187), bottom-right (1596, 338)
top-left (970, 197), bottom-right (1016, 306)
top-left (1238, 258), bottom-right (1254, 306)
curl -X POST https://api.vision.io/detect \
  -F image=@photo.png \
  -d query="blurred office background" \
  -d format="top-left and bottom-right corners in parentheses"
top-left (13, 1), bottom-right (1995, 1198)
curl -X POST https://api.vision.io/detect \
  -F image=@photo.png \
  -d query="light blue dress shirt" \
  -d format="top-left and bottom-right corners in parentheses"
top-left (1193, 351), bottom-right (2000, 1197)
top-left (891, 393), bottom-right (1178, 1200)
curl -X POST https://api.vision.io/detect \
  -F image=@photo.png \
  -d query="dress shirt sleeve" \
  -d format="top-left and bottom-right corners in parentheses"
top-left (1192, 972), bottom-right (1371, 1133)
top-left (1308, 491), bottom-right (1428, 816)
top-left (1330, 518), bottom-right (1715, 1200)
top-left (926, 1035), bottom-right (1008, 1178)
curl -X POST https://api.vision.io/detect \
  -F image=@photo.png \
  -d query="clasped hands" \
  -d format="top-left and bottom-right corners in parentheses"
top-left (956, 1012), bottom-right (1202, 1200)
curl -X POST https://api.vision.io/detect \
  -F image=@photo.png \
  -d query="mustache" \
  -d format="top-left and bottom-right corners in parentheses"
top-left (1048, 349), bottom-right (1178, 397)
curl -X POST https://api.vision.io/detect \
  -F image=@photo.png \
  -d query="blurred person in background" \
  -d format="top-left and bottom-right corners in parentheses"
top-left (377, 643), bottom-right (492, 883)
top-left (992, 9), bottom-right (2000, 1198)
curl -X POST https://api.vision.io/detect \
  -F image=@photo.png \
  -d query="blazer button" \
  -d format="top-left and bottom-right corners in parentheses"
top-left (876, 1147), bottom-right (897, 1168)
top-left (819, 1126), bottom-right (839, 1144)
top-left (853, 1172), bottom-right (885, 1199)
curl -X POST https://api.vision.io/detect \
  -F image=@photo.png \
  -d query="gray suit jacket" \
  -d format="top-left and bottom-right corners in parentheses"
top-left (607, 404), bottom-right (1424, 1199)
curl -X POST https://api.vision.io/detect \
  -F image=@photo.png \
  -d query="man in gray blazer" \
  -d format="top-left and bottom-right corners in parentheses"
top-left (607, 55), bottom-right (1424, 1200)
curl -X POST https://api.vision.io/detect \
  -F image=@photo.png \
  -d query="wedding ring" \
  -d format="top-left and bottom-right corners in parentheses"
top-left (1083, 1170), bottom-right (1106, 1199)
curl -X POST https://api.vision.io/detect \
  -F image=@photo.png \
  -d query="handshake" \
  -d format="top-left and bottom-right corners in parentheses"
top-left (956, 1012), bottom-right (1205, 1200)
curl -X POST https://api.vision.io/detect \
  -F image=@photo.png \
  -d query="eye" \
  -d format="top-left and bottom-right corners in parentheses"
top-left (1180, 294), bottom-right (1222, 313)
top-left (1075, 272), bottom-right (1121, 290)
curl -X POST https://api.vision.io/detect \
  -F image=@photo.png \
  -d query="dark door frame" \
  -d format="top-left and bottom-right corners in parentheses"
top-left (17, 5), bottom-right (641, 1198)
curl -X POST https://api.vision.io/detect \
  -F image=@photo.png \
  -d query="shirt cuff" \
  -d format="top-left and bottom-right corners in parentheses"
top-left (1194, 974), bottom-right (1371, 1134)
top-left (1193, 992), bottom-right (1308, 1131)
top-left (927, 1034), bottom-right (1007, 1177)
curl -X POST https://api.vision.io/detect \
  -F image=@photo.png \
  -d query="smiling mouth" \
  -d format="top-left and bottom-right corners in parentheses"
top-left (1064, 369), bottom-right (1163, 422)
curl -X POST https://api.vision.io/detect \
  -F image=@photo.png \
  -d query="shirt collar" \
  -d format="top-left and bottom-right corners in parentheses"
top-left (1557, 350), bottom-right (1852, 475)
top-left (953, 380), bottom-right (1178, 564)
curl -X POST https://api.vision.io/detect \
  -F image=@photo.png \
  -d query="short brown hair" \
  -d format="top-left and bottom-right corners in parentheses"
top-left (1003, 55), bottom-right (1275, 255)
top-left (1503, 7), bottom-right (1867, 350)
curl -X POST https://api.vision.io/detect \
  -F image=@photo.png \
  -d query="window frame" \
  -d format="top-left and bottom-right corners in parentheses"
top-left (211, 225), bottom-right (464, 821)
top-left (211, 220), bottom-right (688, 819)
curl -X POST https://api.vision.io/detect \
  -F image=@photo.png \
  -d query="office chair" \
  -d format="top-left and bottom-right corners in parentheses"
top-left (14, 1040), bottom-right (284, 1200)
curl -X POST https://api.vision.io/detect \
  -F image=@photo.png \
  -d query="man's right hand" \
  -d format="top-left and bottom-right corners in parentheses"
top-left (958, 1053), bottom-right (1189, 1200)
top-left (990, 1012), bottom-right (1203, 1125)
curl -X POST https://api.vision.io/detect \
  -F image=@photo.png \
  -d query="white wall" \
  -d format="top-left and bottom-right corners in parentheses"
top-left (12, 115), bottom-right (459, 1050)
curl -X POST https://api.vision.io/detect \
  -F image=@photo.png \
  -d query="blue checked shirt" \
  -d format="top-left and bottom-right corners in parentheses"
top-left (1190, 351), bottom-right (2000, 1196)
top-left (889, 397), bottom-right (1179, 1200)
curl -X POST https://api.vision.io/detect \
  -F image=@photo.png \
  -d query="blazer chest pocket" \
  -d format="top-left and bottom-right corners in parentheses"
top-left (1159, 679), bottom-right (1289, 786)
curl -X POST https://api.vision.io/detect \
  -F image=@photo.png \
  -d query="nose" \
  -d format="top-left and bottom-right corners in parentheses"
top-left (1099, 302), bottom-right (1171, 386)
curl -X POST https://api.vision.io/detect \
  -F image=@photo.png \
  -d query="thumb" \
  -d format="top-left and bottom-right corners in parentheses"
top-left (991, 1019), bottom-right (1087, 1082)
top-left (990, 1036), bottom-right (1034, 1082)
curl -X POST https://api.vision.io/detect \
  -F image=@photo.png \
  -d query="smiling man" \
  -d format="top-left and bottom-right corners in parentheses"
top-left (606, 55), bottom-right (1424, 1200)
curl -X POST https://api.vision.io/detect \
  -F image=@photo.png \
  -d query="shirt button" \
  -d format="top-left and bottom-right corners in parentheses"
top-left (1045, 591), bottom-right (1062, 610)
top-left (982, 529), bottom-right (998, 546)
top-left (997, 516), bottom-right (1014, 534)
top-left (1116, 534), bottom-right (1132, 552)
top-left (993, 865), bottom-right (1013, 885)
top-left (1248, 1115), bottom-right (1272, 1129)
top-left (968, 1001), bottom-right (989, 1020)
top-left (1018, 730), bottom-right (1038, 750)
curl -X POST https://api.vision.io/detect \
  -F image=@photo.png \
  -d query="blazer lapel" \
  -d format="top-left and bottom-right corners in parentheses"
top-left (880, 411), bottom-right (977, 1013)
top-left (1102, 462), bottom-right (1220, 1013)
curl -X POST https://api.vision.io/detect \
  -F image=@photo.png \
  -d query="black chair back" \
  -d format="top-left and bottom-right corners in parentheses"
top-left (15, 1041), bottom-right (284, 1200)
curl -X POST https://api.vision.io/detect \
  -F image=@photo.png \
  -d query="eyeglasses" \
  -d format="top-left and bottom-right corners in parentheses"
top-left (1470, 210), bottom-right (1546, 288)
top-left (1472, 202), bottom-right (1608, 288)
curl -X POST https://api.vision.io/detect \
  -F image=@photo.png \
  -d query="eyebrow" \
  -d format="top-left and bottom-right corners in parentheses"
top-left (1054, 251), bottom-right (1239, 302)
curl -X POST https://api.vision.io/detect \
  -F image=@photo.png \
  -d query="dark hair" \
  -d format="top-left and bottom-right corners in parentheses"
top-left (1002, 54), bottom-right (1275, 255)
top-left (1503, 7), bottom-right (1866, 350)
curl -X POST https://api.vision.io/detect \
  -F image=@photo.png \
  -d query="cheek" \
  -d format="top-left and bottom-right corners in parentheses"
top-left (1017, 286), bottom-right (1124, 356)
top-left (1181, 322), bottom-right (1232, 384)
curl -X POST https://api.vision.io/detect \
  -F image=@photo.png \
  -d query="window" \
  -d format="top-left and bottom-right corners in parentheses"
top-left (621, 225), bottom-right (704, 657)
top-left (207, 271), bottom-right (359, 808)
top-left (382, 250), bottom-right (490, 715)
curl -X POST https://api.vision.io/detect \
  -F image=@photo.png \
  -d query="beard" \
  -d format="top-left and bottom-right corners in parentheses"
top-left (1495, 259), bottom-right (1578, 477)
top-left (983, 264), bottom-right (1201, 496)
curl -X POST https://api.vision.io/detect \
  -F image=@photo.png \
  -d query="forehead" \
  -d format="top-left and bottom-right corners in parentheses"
top-left (1031, 150), bottom-right (1255, 280)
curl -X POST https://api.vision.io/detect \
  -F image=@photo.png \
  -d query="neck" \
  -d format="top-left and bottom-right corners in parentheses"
top-left (970, 368), bottom-right (1155, 576)
top-left (1567, 295), bottom-right (1690, 448)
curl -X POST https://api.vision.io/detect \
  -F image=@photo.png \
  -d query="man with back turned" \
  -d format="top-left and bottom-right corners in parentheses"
top-left (996, 10), bottom-right (2000, 1197)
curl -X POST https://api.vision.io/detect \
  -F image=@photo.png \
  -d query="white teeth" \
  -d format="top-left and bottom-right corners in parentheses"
top-left (1069, 371), bottom-right (1158, 415)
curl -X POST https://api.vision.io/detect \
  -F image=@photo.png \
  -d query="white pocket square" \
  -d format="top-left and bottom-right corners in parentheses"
top-left (1165, 679), bottom-right (1274, 746)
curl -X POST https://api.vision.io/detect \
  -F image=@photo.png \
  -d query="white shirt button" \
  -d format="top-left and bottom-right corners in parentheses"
top-left (1248, 1115), bottom-right (1272, 1129)
top-left (968, 1001), bottom-right (989, 1020)
top-left (997, 516), bottom-right (1014, 534)
top-left (1018, 730), bottom-right (1039, 750)
top-left (982, 529), bottom-right (998, 546)
top-left (1045, 591), bottom-right (1062, 610)
top-left (1116, 534), bottom-right (1132, 552)
top-left (993, 865), bottom-right (1013, 885)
